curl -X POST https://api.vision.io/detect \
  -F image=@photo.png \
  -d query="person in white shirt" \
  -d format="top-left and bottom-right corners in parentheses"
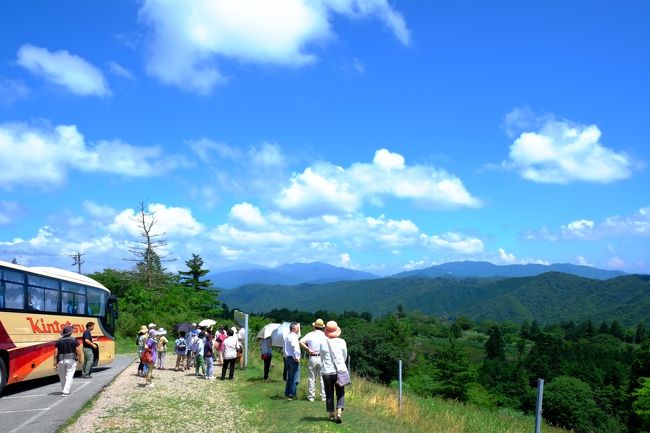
top-left (283, 322), bottom-right (301, 399)
top-left (220, 329), bottom-right (242, 380)
top-left (299, 318), bottom-right (327, 402)
top-left (319, 321), bottom-right (349, 424)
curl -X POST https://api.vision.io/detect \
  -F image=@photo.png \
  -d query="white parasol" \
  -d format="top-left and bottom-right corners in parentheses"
top-left (256, 323), bottom-right (281, 339)
top-left (271, 321), bottom-right (294, 347)
top-left (198, 319), bottom-right (216, 327)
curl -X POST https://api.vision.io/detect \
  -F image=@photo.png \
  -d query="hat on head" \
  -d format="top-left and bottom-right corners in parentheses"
top-left (324, 321), bottom-right (341, 338)
top-left (148, 329), bottom-right (158, 337)
top-left (148, 323), bottom-right (157, 329)
top-left (60, 325), bottom-right (74, 337)
top-left (139, 325), bottom-right (148, 333)
top-left (157, 328), bottom-right (167, 336)
top-left (312, 318), bottom-right (325, 329)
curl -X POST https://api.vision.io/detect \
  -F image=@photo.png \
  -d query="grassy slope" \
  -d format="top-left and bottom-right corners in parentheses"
top-left (235, 352), bottom-right (568, 433)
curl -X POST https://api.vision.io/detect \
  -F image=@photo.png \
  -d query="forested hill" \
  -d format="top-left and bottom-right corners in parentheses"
top-left (392, 260), bottom-right (625, 280)
top-left (219, 272), bottom-right (650, 325)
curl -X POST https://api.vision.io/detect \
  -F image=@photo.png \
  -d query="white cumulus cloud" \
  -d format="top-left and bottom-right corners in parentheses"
top-left (420, 232), bottom-right (484, 255)
top-left (276, 148), bottom-right (481, 217)
top-left (0, 122), bottom-right (185, 188)
top-left (230, 202), bottom-right (266, 227)
top-left (17, 44), bottom-right (110, 97)
top-left (138, 0), bottom-right (410, 94)
top-left (503, 112), bottom-right (632, 184)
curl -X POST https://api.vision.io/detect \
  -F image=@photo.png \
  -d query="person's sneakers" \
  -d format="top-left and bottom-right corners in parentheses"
top-left (145, 383), bottom-right (154, 388)
top-left (61, 392), bottom-right (70, 397)
top-left (308, 398), bottom-right (314, 402)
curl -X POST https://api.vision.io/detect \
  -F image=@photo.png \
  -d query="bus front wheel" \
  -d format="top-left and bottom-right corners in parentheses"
top-left (0, 357), bottom-right (7, 395)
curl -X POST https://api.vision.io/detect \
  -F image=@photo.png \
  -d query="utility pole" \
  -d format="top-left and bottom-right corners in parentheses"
top-left (71, 252), bottom-right (85, 274)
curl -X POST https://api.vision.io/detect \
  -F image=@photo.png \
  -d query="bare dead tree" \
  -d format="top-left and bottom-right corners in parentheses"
top-left (126, 201), bottom-right (175, 289)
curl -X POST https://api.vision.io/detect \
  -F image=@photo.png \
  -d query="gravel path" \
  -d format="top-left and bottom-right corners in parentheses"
top-left (61, 356), bottom-right (255, 433)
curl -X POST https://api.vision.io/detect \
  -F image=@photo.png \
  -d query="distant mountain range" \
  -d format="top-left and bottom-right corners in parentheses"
top-left (393, 261), bottom-right (625, 280)
top-left (210, 260), bottom-right (624, 289)
top-left (219, 272), bottom-right (650, 326)
top-left (209, 262), bottom-right (378, 289)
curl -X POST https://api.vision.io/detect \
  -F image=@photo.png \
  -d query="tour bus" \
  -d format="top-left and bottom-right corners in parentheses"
top-left (0, 260), bottom-right (118, 394)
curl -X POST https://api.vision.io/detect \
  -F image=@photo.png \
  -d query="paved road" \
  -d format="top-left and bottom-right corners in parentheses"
top-left (0, 355), bottom-right (134, 433)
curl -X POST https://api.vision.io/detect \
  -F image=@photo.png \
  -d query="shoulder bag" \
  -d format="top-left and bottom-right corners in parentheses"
top-left (326, 339), bottom-right (351, 387)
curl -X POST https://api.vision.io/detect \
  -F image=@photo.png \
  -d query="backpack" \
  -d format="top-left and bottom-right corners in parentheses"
top-left (176, 338), bottom-right (187, 353)
top-left (190, 336), bottom-right (199, 353)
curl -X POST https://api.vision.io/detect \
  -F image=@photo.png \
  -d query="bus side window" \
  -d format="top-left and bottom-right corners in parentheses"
top-left (3, 269), bottom-right (26, 309)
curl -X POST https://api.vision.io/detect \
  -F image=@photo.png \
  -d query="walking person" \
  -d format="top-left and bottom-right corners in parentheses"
top-left (220, 328), bottom-right (241, 380)
top-left (156, 328), bottom-right (168, 369)
top-left (260, 336), bottom-right (272, 380)
top-left (175, 331), bottom-right (188, 371)
top-left (300, 318), bottom-right (327, 401)
top-left (283, 322), bottom-right (301, 400)
top-left (319, 321), bottom-right (349, 423)
top-left (81, 322), bottom-right (97, 378)
top-left (52, 325), bottom-right (82, 396)
top-left (143, 329), bottom-right (158, 387)
top-left (136, 325), bottom-right (147, 376)
top-left (205, 333), bottom-right (216, 379)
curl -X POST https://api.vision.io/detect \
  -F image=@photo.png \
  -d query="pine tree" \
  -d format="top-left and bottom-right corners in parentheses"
top-left (179, 254), bottom-right (212, 291)
top-left (485, 324), bottom-right (506, 360)
top-left (432, 334), bottom-right (476, 401)
top-left (635, 323), bottom-right (648, 344)
top-left (609, 320), bottom-right (624, 340)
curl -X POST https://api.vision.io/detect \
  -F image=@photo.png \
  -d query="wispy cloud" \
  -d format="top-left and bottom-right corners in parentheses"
top-left (138, 0), bottom-right (410, 94)
top-left (17, 44), bottom-right (110, 97)
top-left (107, 61), bottom-right (135, 80)
top-left (524, 205), bottom-right (650, 241)
top-left (0, 76), bottom-right (30, 105)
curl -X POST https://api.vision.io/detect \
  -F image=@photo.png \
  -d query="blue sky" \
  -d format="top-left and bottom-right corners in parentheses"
top-left (0, 0), bottom-right (648, 275)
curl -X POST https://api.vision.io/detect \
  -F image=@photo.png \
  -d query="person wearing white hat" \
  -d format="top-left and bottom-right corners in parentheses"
top-left (156, 328), bottom-right (168, 370)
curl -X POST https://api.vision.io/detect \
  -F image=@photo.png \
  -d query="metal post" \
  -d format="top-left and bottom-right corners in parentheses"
top-left (535, 378), bottom-right (544, 433)
top-left (244, 313), bottom-right (249, 369)
top-left (398, 359), bottom-right (403, 410)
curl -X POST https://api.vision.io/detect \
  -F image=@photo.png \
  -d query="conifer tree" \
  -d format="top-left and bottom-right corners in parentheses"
top-left (179, 253), bottom-right (213, 291)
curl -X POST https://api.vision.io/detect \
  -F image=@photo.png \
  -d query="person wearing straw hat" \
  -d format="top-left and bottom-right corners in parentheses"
top-left (318, 321), bottom-right (348, 423)
top-left (143, 329), bottom-right (158, 387)
top-left (136, 325), bottom-right (148, 377)
top-left (52, 325), bottom-right (82, 396)
top-left (156, 328), bottom-right (168, 370)
top-left (300, 318), bottom-right (327, 402)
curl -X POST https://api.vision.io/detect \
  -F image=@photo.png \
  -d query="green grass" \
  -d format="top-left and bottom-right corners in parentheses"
top-left (235, 352), bottom-right (569, 433)
top-left (114, 335), bottom-right (137, 355)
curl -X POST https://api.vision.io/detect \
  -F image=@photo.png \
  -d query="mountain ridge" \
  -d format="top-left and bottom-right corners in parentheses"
top-left (219, 272), bottom-right (650, 326)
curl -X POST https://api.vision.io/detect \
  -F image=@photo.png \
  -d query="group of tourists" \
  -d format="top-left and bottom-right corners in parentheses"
top-left (53, 321), bottom-right (98, 396)
top-left (136, 322), bottom-right (244, 386)
top-left (262, 318), bottom-right (350, 424)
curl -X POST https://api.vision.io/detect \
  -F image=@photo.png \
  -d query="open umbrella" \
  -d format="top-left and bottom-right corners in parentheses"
top-left (198, 319), bottom-right (216, 327)
top-left (271, 321), bottom-right (292, 347)
top-left (256, 323), bottom-right (281, 339)
top-left (174, 322), bottom-right (193, 334)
